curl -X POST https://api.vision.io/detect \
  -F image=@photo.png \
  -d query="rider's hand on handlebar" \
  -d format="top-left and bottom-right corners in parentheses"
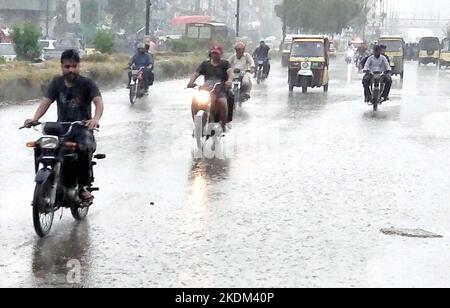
top-left (23, 119), bottom-right (36, 129)
top-left (225, 81), bottom-right (233, 89)
top-left (85, 118), bottom-right (100, 130)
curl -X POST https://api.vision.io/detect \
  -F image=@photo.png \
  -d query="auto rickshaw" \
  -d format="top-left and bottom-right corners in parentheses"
top-left (288, 36), bottom-right (329, 93)
top-left (281, 36), bottom-right (294, 67)
top-left (378, 36), bottom-right (405, 79)
top-left (439, 38), bottom-right (450, 69)
top-left (418, 37), bottom-right (440, 66)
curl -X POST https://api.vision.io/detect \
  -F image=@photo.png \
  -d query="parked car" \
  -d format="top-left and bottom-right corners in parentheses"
top-left (0, 43), bottom-right (17, 62)
top-left (40, 39), bottom-right (57, 51)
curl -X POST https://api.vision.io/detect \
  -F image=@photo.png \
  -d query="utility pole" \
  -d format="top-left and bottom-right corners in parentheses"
top-left (282, 0), bottom-right (288, 47)
top-left (46, 0), bottom-right (49, 38)
top-left (145, 0), bottom-right (152, 35)
top-left (236, 0), bottom-right (240, 38)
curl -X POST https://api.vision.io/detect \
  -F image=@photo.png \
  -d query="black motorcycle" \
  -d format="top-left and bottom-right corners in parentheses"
top-left (129, 66), bottom-right (150, 105)
top-left (255, 58), bottom-right (268, 84)
top-left (369, 71), bottom-right (386, 112)
top-left (231, 68), bottom-right (250, 109)
top-left (21, 121), bottom-right (105, 237)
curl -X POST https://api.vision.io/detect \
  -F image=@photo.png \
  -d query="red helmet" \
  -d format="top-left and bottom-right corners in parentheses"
top-left (210, 44), bottom-right (224, 55)
top-left (235, 42), bottom-right (246, 50)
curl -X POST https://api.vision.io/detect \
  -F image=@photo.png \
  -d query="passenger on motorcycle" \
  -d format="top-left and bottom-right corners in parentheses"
top-left (188, 45), bottom-right (233, 133)
top-left (24, 49), bottom-right (104, 202)
top-left (253, 41), bottom-right (271, 78)
top-left (362, 45), bottom-right (392, 103)
top-left (228, 42), bottom-right (255, 100)
top-left (127, 43), bottom-right (155, 92)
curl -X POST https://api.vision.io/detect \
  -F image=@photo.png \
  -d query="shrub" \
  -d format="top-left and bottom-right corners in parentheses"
top-left (84, 53), bottom-right (109, 62)
top-left (10, 23), bottom-right (42, 61)
top-left (170, 38), bottom-right (207, 53)
top-left (0, 56), bottom-right (5, 64)
top-left (92, 30), bottom-right (115, 54)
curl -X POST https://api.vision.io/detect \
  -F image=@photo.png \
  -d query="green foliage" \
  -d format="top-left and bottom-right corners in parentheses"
top-left (83, 53), bottom-right (110, 63)
top-left (170, 38), bottom-right (205, 53)
top-left (10, 23), bottom-right (42, 61)
top-left (275, 0), bottom-right (367, 34)
top-left (81, 0), bottom-right (100, 26)
top-left (93, 30), bottom-right (115, 54)
top-left (0, 56), bottom-right (5, 64)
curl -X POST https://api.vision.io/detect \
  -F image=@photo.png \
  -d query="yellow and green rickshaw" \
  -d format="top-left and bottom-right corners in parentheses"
top-left (418, 37), bottom-right (440, 66)
top-left (440, 38), bottom-right (450, 69)
top-left (378, 36), bottom-right (405, 79)
top-left (288, 35), bottom-right (330, 93)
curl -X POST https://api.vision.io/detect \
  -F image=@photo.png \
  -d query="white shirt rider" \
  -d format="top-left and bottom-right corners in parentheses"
top-left (363, 54), bottom-right (391, 73)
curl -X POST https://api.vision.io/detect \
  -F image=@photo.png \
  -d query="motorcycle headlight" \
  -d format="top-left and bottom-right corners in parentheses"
top-left (38, 136), bottom-right (59, 149)
top-left (194, 90), bottom-right (210, 106)
top-left (302, 62), bottom-right (310, 69)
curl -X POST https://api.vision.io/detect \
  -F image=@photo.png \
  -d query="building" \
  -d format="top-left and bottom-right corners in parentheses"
top-left (0, 0), bottom-right (57, 35)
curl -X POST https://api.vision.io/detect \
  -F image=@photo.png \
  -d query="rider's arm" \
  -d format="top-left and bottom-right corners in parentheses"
top-left (86, 96), bottom-right (104, 130)
top-left (225, 67), bottom-right (233, 88)
top-left (383, 56), bottom-right (392, 73)
top-left (188, 72), bottom-right (200, 87)
top-left (28, 97), bottom-right (54, 123)
top-left (363, 56), bottom-right (372, 73)
top-left (26, 77), bottom-right (60, 125)
top-left (128, 55), bottom-right (135, 68)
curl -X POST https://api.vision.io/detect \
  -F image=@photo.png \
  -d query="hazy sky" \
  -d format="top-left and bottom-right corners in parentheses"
top-left (392, 0), bottom-right (450, 18)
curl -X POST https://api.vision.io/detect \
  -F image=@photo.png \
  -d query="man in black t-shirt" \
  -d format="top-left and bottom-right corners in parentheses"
top-left (24, 49), bottom-right (104, 202)
top-left (188, 45), bottom-right (233, 133)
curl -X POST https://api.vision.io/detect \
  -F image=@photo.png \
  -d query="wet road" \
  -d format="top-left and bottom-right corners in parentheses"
top-left (2, 57), bottom-right (450, 287)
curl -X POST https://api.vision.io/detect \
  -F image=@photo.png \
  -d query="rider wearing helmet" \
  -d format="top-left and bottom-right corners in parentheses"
top-left (253, 40), bottom-right (271, 78)
top-left (127, 43), bottom-right (155, 92)
top-left (228, 42), bottom-right (255, 100)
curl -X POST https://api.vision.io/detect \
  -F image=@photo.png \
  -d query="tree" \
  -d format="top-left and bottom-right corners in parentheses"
top-left (10, 23), bottom-right (42, 61)
top-left (93, 30), bottom-right (115, 54)
top-left (275, 0), bottom-right (366, 35)
top-left (81, 0), bottom-right (100, 43)
top-left (106, 0), bottom-right (146, 32)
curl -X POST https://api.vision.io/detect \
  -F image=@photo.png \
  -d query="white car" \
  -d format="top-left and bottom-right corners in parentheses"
top-left (40, 39), bottom-right (57, 51)
top-left (0, 43), bottom-right (17, 62)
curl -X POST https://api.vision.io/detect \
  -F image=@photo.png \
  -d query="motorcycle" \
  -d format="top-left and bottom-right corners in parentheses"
top-left (20, 121), bottom-right (106, 237)
top-left (368, 71), bottom-right (386, 112)
top-left (231, 68), bottom-right (250, 109)
top-left (345, 50), bottom-right (355, 64)
top-left (255, 58), bottom-right (268, 84)
top-left (190, 82), bottom-right (225, 154)
top-left (129, 66), bottom-right (149, 105)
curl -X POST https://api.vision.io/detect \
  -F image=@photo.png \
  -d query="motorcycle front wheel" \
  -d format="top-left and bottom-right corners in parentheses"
top-left (129, 83), bottom-right (138, 105)
top-left (32, 180), bottom-right (55, 238)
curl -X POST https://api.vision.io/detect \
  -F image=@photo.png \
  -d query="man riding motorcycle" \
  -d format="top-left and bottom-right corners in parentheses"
top-left (127, 43), bottom-right (155, 93)
top-left (24, 49), bottom-right (104, 202)
top-left (362, 45), bottom-right (392, 103)
top-left (188, 45), bottom-right (233, 133)
top-left (228, 42), bottom-right (255, 100)
top-left (253, 41), bottom-right (271, 78)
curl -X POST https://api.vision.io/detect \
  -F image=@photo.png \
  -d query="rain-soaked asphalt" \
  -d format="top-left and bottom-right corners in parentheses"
top-left (2, 57), bottom-right (450, 288)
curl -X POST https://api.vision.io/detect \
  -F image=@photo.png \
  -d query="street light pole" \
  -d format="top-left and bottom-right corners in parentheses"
top-left (282, 0), bottom-right (288, 46)
top-left (145, 0), bottom-right (152, 35)
top-left (46, 0), bottom-right (49, 38)
top-left (236, 0), bottom-right (240, 38)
